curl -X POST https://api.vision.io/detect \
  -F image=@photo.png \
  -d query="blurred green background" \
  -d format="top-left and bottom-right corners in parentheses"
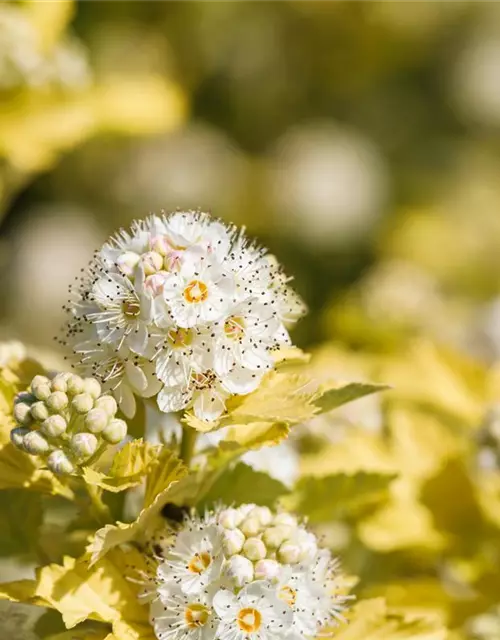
top-left (2, 0), bottom-right (500, 354)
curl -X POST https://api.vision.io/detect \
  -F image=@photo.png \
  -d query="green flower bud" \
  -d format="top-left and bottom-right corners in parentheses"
top-left (30, 401), bottom-right (49, 422)
top-left (101, 418), bottom-right (127, 444)
top-left (72, 393), bottom-right (94, 414)
top-left (82, 378), bottom-right (101, 400)
top-left (23, 431), bottom-right (50, 455)
top-left (70, 432), bottom-right (98, 459)
top-left (41, 415), bottom-right (67, 438)
top-left (242, 537), bottom-right (266, 562)
top-left (47, 450), bottom-right (74, 475)
top-left (13, 401), bottom-right (33, 426)
top-left (84, 408), bottom-right (108, 434)
top-left (66, 374), bottom-right (84, 396)
top-left (32, 382), bottom-right (51, 401)
top-left (240, 517), bottom-right (262, 538)
top-left (51, 373), bottom-right (70, 393)
top-left (94, 395), bottom-right (117, 417)
top-left (46, 391), bottom-right (69, 412)
top-left (10, 427), bottom-right (29, 449)
top-left (262, 525), bottom-right (291, 549)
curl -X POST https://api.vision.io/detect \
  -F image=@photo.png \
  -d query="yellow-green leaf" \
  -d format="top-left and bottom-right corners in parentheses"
top-left (313, 382), bottom-right (390, 415)
top-left (221, 421), bottom-right (290, 451)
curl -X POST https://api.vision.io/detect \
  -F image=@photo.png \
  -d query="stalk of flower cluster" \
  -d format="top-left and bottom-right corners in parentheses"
top-left (139, 504), bottom-right (350, 640)
top-left (59, 211), bottom-right (306, 424)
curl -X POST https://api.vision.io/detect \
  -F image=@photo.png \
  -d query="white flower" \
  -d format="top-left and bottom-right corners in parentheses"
top-left (151, 588), bottom-right (217, 640)
top-left (62, 211), bottom-right (304, 421)
top-left (159, 523), bottom-right (225, 596)
top-left (213, 582), bottom-right (293, 640)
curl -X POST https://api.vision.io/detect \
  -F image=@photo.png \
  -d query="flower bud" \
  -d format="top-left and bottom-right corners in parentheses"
top-left (23, 431), bottom-right (50, 455)
top-left (223, 528), bottom-right (245, 556)
top-left (46, 391), bottom-right (68, 412)
top-left (47, 450), bottom-right (75, 475)
top-left (278, 542), bottom-right (301, 564)
top-left (66, 374), bottom-right (84, 396)
top-left (32, 382), bottom-right (51, 401)
top-left (141, 251), bottom-right (163, 276)
top-left (41, 415), bottom-right (67, 438)
top-left (296, 530), bottom-right (318, 561)
top-left (13, 401), bottom-right (33, 426)
top-left (72, 393), bottom-right (94, 414)
top-left (164, 251), bottom-right (182, 272)
top-left (249, 506), bottom-right (272, 527)
top-left (82, 378), bottom-right (101, 400)
top-left (254, 559), bottom-right (280, 580)
top-left (240, 517), bottom-right (262, 538)
top-left (225, 555), bottom-right (254, 588)
top-left (273, 513), bottom-right (297, 528)
top-left (242, 537), bottom-right (266, 562)
top-left (218, 508), bottom-right (243, 530)
top-left (51, 373), bottom-right (69, 393)
top-left (94, 395), bottom-right (118, 417)
top-left (101, 418), bottom-right (127, 444)
top-left (71, 432), bottom-right (98, 459)
top-left (30, 401), bottom-right (49, 422)
top-left (150, 235), bottom-right (169, 256)
top-left (85, 408), bottom-right (108, 434)
top-left (262, 525), bottom-right (291, 549)
top-left (144, 272), bottom-right (168, 296)
top-left (10, 427), bottom-right (29, 449)
top-left (117, 251), bottom-right (140, 277)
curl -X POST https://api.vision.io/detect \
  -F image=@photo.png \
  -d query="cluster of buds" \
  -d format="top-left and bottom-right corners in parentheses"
top-left (10, 372), bottom-right (127, 475)
top-left (146, 504), bottom-right (348, 640)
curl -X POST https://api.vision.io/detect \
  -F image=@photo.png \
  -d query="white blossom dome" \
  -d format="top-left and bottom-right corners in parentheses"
top-left (144, 505), bottom-right (349, 640)
top-left (60, 211), bottom-right (305, 421)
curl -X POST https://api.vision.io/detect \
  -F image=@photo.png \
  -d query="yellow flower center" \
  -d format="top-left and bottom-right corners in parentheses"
top-left (183, 280), bottom-right (209, 304)
top-left (188, 552), bottom-right (212, 574)
top-left (237, 607), bottom-right (262, 633)
top-left (122, 300), bottom-right (141, 318)
top-left (279, 585), bottom-right (297, 607)
top-left (167, 327), bottom-right (193, 349)
top-left (184, 603), bottom-right (210, 629)
top-left (224, 316), bottom-right (245, 340)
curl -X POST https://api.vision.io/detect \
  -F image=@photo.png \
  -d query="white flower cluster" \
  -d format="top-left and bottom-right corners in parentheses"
top-left (10, 372), bottom-right (127, 475)
top-left (0, 5), bottom-right (91, 92)
top-left (146, 504), bottom-right (348, 640)
top-left (61, 212), bottom-right (305, 421)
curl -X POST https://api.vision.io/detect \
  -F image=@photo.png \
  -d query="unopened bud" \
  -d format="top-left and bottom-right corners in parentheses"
top-left (84, 408), bottom-right (108, 433)
top-left (144, 272), bottom-right (168, 296)
top-left (66, 374), bottom-right (84, 396)
top-left (273, 513), bottom-right (297, 528)
top-left (13, 402), bottom-right (33, 426)
top-left (10, 427), bottom-right (29, 449)
top-left (72, 393), bottom-right (94, 414)
top-left (32, 382), bottom-right (51, 401)
top-left (223, 528), bottom-right (245, 556)
top-left (150, 235), bottom-right (169, 256)
top-left (23, 431), bottom-right (50, 455)
top-left (41, 415), bottom-right (67, 438)
top-left (71, 432), bottom-right (98, 459)
top-left (249, 506), bottom-right (273, 527)
top-left (164, 251), bottom-right (182, 272)
top-left (225, 555), bottom-right (254, 587)
top-left (242, 537), bottom-right (266, 562)
top-left (296, 530), bottom-right (318, 561)
top-left (94, 395), bottom-right (117, 417)
top-left (82, 378), bottom-right (101, 400)
top-left (51, 373), bottom-right (69, 393)
top-left (141, 251), bottom-right (163, 276)
top-left (254, 559), bottom-right (280, 580)
top-left (47, 450), bottom-right (74, 475)
top-left (117, 251), bottom-right (140, 277)
top-left (278, 542), bottom-right (301, 564)
top-left (218, 508), bottom-right (243, 530)
top-left (46, 391), bottom-right (68, 412)
top-left (101, 418), bottom-right (127, 444)
top-left (240, 517), bottom-right (262, 537)
top-left (30, 401), bottom-right (49, 422)
top-left (262, 525), bottom-right (291, 549)
top-left (31, 375), bottom-right (49, 392)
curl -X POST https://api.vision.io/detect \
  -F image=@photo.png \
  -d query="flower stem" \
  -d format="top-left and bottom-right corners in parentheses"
top-left (85, 482), bottom-right (112, 526)
top-left (179, 425), bottom-right (197, 467)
